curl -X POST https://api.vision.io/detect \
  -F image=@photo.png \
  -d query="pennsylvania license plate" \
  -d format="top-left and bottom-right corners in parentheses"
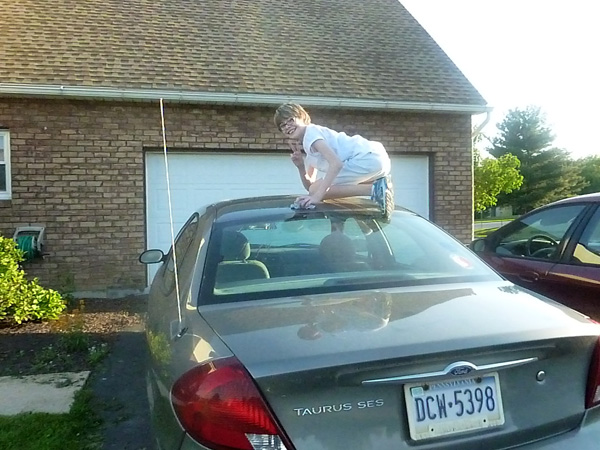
top-left (404, 373), bottom-right (505, 440)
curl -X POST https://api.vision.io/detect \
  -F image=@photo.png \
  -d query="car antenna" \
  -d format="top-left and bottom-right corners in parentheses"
top-left (159, 98), bottom-right (184, 335)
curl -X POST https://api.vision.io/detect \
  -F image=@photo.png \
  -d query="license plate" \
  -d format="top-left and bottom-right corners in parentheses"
top-left (404, 373), bottom-right (505, 441)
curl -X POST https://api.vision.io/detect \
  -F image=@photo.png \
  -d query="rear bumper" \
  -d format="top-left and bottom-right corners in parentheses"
top-left (175, 407), bottom-right (600, 450)
top-left (521, 407), bottom-right (600, 449)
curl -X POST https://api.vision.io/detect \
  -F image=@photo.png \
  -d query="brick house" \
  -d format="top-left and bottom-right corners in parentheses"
top-left (0, 0), bottom-right (488, 296)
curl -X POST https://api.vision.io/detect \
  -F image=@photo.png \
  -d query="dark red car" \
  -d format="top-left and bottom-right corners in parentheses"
top-left (471, 193), bottom-right (600, 316)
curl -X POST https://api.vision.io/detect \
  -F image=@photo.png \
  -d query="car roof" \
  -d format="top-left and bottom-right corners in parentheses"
top-left (199, 195), bottom-right (408, 221)
top-left (545, 192), bottom-right (600, 207)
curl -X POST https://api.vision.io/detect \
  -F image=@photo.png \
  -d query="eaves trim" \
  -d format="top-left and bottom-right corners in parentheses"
top-left (0, 83), bottom-right (492, 115)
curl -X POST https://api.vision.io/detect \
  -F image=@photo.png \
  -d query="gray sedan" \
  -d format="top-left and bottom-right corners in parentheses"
top-left (140, 196), bottom-right (600, 450)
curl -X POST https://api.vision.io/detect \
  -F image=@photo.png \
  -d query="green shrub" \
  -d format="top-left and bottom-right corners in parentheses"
top-left (0, 236), bottom-right (66, 324)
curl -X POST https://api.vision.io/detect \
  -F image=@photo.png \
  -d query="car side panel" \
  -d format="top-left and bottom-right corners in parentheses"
top-left (146, 207), bottom-right (233, 450)
top-left (146, 264), bottom-right (188, 450)
top-left (147, 301), bottom-right (233, 450)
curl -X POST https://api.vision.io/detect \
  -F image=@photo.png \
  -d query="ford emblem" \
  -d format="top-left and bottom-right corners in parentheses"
top-left (445, 361), bottom-right (477, 376)
top-left (449, 365), bottom-right (474, 376)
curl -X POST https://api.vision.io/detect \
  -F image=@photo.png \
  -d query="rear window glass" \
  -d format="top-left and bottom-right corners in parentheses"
top-left (200, 211), bottom-right (498, 304)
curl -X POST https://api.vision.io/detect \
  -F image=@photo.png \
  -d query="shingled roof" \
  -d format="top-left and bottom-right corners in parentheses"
top-left (1, 0), bottom-right (487, 111)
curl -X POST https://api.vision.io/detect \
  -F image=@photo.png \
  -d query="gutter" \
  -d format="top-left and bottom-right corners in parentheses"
top-left (0, 83), bottom-right (491, 115)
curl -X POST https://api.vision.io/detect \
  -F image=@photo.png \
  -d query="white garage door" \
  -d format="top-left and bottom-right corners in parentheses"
top-left (145, 152), bottom-right (429, 283)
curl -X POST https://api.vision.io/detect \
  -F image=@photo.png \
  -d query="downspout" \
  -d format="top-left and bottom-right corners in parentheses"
top-left (472, 110), bottom-right (492, 142)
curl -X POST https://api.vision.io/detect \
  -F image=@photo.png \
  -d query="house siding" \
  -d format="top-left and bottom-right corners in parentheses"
top-left (0, 98), bottom-right (473, 294)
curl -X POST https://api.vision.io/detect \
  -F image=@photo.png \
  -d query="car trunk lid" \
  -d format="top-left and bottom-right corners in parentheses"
top-left (200, 281), bottom-right (599, 449)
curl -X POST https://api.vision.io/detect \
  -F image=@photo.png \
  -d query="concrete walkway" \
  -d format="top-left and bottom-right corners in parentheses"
top-left (0, 371), bottom-right (90, 415)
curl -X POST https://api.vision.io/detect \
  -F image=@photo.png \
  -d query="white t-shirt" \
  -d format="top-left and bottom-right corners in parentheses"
top-left (302, 124), bottom-right (385, 173)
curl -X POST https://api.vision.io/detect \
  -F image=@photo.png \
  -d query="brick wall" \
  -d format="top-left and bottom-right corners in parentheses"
top-left (0, 98), bottom-right (473, 294)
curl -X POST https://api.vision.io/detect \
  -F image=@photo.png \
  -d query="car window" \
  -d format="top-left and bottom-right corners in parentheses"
top-left (202, 211), bottom-right (497, 304)
top-left (570, 208), bottom-right (600, 266)
top-left (161, 214), bottom-right (200, 293)
top-left (493, 204), bottom-right (585, 260)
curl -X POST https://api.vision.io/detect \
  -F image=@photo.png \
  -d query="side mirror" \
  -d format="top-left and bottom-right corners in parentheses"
top-left (470, 238), bottom-right (487, 253)
top-left (139, 249), bottom-right (166, 264)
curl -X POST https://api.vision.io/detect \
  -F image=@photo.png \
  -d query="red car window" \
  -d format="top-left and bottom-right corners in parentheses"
top-left (494, 204), bottom-right (586, 260)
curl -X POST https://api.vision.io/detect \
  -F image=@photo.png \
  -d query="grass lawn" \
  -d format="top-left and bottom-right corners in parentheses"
top-left (473, 217), bottom-right (514, 238)
top-left (474, 227), bottom-right (498, 238)
top-left (0, 389), bottom-right (102, 450)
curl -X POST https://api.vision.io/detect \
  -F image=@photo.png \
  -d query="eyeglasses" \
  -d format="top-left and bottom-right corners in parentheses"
top-left (278, 117), bottom-right (295, 131)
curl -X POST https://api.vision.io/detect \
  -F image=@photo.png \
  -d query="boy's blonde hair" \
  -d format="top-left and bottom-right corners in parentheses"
top-left (273, 103), bottom-right (311, 129)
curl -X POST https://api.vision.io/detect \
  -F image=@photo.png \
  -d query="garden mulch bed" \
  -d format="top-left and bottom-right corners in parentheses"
top-left (0, 296), bottom-right (147, 377)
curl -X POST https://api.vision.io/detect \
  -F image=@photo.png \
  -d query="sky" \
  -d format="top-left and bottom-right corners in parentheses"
top-left (400, 0), bottom-right (599, 159)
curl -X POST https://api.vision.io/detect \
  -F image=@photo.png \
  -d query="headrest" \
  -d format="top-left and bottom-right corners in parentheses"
top-left (319, 231), bottom-right (355, 264)
top-left (220, 230), bottom-right (251, 261)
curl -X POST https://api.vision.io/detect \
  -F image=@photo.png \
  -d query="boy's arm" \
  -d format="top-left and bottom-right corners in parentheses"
top-left (301, 140), bottom-right (342, 203)
top-left (289, 140), bottom-right (313, 191)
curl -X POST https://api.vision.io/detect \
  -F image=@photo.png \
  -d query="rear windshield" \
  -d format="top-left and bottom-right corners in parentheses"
top-left (199, 210), bottom-right (498, 304)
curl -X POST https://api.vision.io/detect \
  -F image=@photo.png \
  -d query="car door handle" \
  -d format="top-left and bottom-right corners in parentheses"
top-left (518, 272), bottom-right (540, 283)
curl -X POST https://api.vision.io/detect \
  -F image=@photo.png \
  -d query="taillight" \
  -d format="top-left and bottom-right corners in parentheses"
top-left (586, 337), bottom-right (600, 409)
top-left (171, 356), bottom-right (293, 450)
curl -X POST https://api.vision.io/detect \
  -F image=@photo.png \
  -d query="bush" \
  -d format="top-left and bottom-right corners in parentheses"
top-left (0, 236), bottom-right (66, 324)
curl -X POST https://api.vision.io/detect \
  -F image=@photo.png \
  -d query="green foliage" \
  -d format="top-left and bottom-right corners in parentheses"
top-left (87, 342), bottom-right (110, 366)
top-left (473, 149), bottom-right (523, 213)
top-left (576, 155), bottom-right (600, 194)
top-left (488, 106), bottom-right (586, 214)
top-left (58, 331), bottom-right (91, 353)
top-left (0, 236), bottom-right (66, 324)
top-left (31, 338), bottom-right (108, 374)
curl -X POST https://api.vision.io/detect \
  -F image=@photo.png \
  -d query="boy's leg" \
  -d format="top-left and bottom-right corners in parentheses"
top-left (313, 183), bottom-right (372, 199)
top-left (333, 154), bottom-right (387, 186)
top-left (309, 152), bottom-right (394, 218)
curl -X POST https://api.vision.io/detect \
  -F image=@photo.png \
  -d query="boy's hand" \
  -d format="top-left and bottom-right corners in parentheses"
top-left (296, 194), bottom-right (322, 208)
top-left (289, 140), bottom-right (304, 168)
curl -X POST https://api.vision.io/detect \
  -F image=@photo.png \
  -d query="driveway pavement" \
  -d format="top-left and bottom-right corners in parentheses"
top-left (89, 328), bottom-right (155, 450)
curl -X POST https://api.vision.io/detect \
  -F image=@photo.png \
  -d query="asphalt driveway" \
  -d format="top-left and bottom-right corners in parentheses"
top-left (89, 329), bottom-right (155, 450)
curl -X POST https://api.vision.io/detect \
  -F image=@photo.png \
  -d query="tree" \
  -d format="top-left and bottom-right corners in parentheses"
top-left (576, 155), bottom-right (600, 194)
top-left (473, 149), bottom-right (523, 213)
top-left (489, 106), bottom-right (555, 160)
top-left (489, 106), bottom-right (586, 214)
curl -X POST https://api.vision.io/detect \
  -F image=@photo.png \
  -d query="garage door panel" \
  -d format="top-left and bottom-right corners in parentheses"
top-left (390, 155), bottom-right (429, 218)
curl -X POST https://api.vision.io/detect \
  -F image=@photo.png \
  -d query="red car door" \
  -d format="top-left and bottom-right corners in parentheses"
top-left (475, 203), bottom-right (592, 305)
top-left (544, 207), bottom-right (600, 314)
top-left (479, 253), bottom-right (557, 298)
